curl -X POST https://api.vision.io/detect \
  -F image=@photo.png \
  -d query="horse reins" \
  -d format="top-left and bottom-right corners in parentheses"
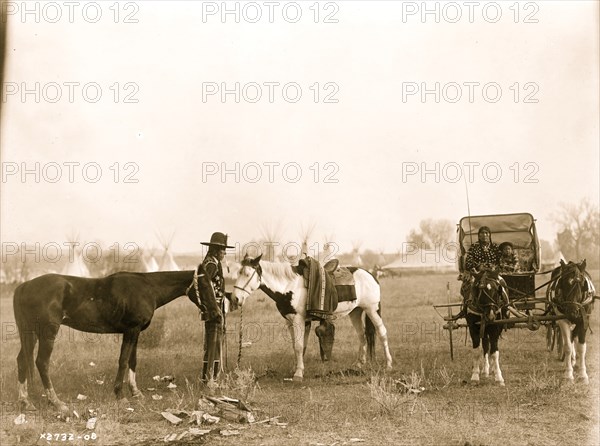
top-left (233, 265), bottom-right (262, 368)
top-left (185, 269), bottom-right (207, 316)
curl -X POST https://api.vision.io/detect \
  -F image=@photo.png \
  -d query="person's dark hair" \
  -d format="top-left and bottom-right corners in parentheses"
top-left (207, 246), bottom-right (223, 256)
top-left (499, 242), bottom-right (514, 252)
top-left (478, 226), bottom-right (492, 235)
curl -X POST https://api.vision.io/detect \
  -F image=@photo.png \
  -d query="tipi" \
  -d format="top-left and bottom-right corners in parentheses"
top-left (142, 247), bottom-right (159, 272)
top-left (62, 234), bottom-right (90, 276)
top-left (157, 233), bottom-right (179, 271)
top-left (350, 240), bottom-right (363, 266)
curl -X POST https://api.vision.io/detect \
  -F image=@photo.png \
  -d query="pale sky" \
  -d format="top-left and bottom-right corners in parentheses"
top-left (1, 1), bottom-right (598, 258)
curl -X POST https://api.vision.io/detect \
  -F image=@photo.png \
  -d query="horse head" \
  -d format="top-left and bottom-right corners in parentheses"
top-left (552, 259), bottom-right (588, 318)
top-left (187, 265), bottom-right (222, 322)
top-left (232, 253), bottom-right (263, 306)
top-left (474, 270), bottom-right (506, 321)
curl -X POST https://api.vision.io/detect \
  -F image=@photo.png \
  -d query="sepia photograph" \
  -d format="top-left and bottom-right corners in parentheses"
top-left (0, 1), bottom-right (598, 444)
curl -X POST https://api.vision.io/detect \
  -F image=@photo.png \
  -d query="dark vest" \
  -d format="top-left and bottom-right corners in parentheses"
top-left (202, 254), bottom-right (225, 301)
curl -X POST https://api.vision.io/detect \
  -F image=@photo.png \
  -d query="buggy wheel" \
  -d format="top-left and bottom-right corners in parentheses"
top-left (555, 326), bottom-right (565, 361)
top-left (546, 324), bottom-right (555, 352)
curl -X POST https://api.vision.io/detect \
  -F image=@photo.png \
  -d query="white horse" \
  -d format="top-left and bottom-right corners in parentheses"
top-left (232, 254), bottom-right (392, 381)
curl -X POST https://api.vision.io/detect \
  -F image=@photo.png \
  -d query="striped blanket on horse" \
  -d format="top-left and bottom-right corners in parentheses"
top-left (298, 257), bottom-right (338, 320)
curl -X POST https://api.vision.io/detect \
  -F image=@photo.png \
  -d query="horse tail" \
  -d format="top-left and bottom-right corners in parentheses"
top-left (365, 303), bottom-right (379, 361)
top-left (14, 283), bottom-right (36, 387)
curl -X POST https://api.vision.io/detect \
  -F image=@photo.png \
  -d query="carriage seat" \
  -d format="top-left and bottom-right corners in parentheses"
top-left (514, 247), bottom-right (536, 272)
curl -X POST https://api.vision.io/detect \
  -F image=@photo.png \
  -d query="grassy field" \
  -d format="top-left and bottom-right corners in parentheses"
top-left (0, 271), bottom-right (598, 445)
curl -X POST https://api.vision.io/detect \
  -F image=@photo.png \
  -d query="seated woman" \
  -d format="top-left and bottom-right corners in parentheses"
top-left (465, 226), bottom-right (501, 273)
top-left (498, 242), bottom-right (520, 274)
top-left (457, 226), bottom-right (501, 317)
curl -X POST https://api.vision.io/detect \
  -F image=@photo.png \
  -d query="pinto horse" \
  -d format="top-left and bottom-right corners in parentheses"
top-left (231, 254), bottom-right (392, 381)
top-left (465, 270), bottom-right (509, 386)
top-left (548, 259), bottom-right (596, 384)
top-left (13, 267), bottom-right (221, 413)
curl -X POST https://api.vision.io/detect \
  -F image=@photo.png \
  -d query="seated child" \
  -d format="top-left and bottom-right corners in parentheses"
top-left (498, 242), bottom-right (520, 273)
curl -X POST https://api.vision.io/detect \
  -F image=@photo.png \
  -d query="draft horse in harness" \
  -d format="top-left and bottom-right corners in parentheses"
top-left (548, 259), bottom-right (595, 384)
top-left (231, 254), bottom-right (393, 381)
top-left (13, 267), bottom-right (221, 413)
top-left (465, 270), bottom-right (509, 386)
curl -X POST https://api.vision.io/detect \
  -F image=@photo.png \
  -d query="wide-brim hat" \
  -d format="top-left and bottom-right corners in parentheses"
top-left (201, 232), bottom-right (234, 249)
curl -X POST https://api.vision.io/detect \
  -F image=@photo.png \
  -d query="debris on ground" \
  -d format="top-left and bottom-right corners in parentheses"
top-left (167, 382), bottom-right (177, 389)
top-left (394, 379), bottom-right (425, 394)
top-left (205, 396), bottom-right (255, 423)
top-left (220, 429), bottom-right (240, 436)
top-left (76, 394), bottom-right (88, 401)
top-left (86, 417), bottom-right (97, 430)
top-left (161, 412), bottom-right (183, 425)
top-left (89, 362), bottom-right (96, 367)
top-left (14, 414), bottom-right (26, 425)
top-left (152, 394), bottom-right (163, 400)
top-left (202, 413), bottom-right (220, 424)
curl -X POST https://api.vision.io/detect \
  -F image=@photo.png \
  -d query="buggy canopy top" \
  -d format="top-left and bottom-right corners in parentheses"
top-left (457, 213), bottom-right (540, 273)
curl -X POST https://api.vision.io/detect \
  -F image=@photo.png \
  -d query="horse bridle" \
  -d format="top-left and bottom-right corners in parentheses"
top-left (474, 274), bottom-right (506, 317)
top-left (234, 264), bottom-right (262, 296)
top-left (553, 265), bottom-right (589, 313)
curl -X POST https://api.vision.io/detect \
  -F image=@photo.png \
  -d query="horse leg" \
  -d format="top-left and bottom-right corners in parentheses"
top-left (482, 335), bottom-right (490, 377)
top-left (303, 320), bottom-right (311, 357)
top-left (349, 308), bottom-right (367, 367)
top-left (489, 326), bottom-right (504, 386)
top-left (286, 315), bottom-right (306, 381)
top-left (114, 329), bottom-right (140, 400)
top-left (364, 306), bottom-right (393, 370)
top-left (574, 323), bottom-right (589, 384)
top-left (36, 323), bottom-right (69, 414)
top-left (557, 319), bottom-right (574, 382)
top-left (467, 317), bottom-right (481, 384)
top-left (127, 336), bottom-right (143, 398)
top-left (16, 331), bottom-right (37, 412)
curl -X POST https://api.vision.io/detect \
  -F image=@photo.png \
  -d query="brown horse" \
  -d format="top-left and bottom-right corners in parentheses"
top-left (549, 259), bottom-right (596, 383)
top-left (13, 267), bottom-right (221, 413)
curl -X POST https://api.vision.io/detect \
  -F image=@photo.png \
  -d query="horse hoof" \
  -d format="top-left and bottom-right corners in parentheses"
top-left (470, 379), bottom-right (480, 386)
top-left (497, 380), bottom-right (505, 387)
top-left (577, 377), bottom-right (589, 385)
top-left (292, 376), bottom-right (303, 382)
top-left (132, 391), bottom-right (145, 399)
top-left (19, 399), bottom-right (37, 412)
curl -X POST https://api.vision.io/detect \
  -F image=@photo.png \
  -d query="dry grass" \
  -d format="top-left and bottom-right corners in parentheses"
top-left (0, 271), bottom-right (599, 445)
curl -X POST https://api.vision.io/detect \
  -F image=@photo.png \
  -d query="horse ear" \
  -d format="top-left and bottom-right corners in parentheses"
top-left (254, 254), bottom-right (263, 264)
top-left (580, 259), bottom-right (586, 271)
top-left (560, 259), bottom-right (566, 267)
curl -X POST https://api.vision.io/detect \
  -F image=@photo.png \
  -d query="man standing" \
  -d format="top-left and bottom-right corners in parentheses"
top-left (200, 232), bottom-right (234, 381)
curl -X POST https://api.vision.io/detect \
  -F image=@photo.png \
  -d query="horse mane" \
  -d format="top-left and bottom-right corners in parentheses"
top-left (259, 260), bottom-right (298, 282)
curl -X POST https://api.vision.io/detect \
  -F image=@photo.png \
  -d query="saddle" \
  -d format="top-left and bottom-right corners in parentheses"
top-left (296, 257), bottom-right (359, 320)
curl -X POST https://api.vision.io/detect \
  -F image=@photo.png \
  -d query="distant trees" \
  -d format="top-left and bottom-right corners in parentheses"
top-left (406, 219), bottom-right (454, 249)
top-left (553, 198), bottom-right (599, 267)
